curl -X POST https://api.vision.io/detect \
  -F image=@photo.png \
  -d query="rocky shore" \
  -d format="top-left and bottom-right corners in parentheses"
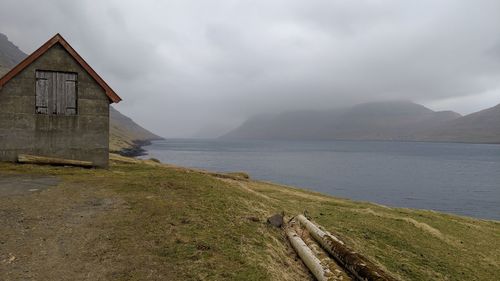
top-left (117, 139), bottom-right (154, 157)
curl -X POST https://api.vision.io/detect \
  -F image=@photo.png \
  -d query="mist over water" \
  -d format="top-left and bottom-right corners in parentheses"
top-left (143, 139), bottom-right (500, 220)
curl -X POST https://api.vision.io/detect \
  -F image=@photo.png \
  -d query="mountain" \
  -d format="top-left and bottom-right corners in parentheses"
top-left (0, 33), bottom-right (26, 76)
top-left (0, 32), bottom-right (162, 154)
top-left (109, 107), bottom-right (163, 154)
top-left (223, 101), bottom-right (463, 141)
top-left (413, 104), bottom-right (500, 143)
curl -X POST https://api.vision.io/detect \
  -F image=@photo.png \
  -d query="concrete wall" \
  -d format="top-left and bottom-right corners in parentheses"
top-left (0, 43), bottom-right (110, 167)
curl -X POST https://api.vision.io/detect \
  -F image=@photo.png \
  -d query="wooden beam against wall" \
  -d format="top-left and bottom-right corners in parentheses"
top-left (18, 154), bottom-right (93, 168)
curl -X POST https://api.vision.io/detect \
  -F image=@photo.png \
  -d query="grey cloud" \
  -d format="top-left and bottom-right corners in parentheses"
top-left (1, 0), bottom-right (500, 137)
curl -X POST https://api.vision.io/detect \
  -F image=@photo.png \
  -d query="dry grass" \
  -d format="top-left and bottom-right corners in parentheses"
top-left (0, 157), bottom-right (498, 280)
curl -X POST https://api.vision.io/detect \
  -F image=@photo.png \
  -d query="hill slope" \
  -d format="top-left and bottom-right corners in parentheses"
top-left (0, 157), bottom-right (498, 280)
top-left (223, 101), bottom-right (462, 141)
top-left (0, 33), bottom-right (25, 76)
top-left (413, 104), bottom-right (500, 143)
top-left (109, 107), bottom-right (163, 154)
top-left (0, 32), bottom-right (161, 153)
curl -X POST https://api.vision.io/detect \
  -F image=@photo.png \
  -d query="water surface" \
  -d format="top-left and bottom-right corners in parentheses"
top-left (142, 139), bottom-right (500, 220)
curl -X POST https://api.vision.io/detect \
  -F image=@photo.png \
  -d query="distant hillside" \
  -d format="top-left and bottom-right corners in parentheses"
top-left (0, 33), bottom-right (25, 72)
top-left (223, 101), bottom-right (463, 141)
top-left (0, 32), bottom-right (162, 154)
top-left (109, 107), bottom-right (163, 154)
top-left (0, 33), bottom-right (26, 76)
top-left (412, 104), bottom-right (500, 143)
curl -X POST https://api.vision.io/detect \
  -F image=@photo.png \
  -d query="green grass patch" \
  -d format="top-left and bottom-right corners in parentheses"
top-left (0, 159), bottom-right (498, 280)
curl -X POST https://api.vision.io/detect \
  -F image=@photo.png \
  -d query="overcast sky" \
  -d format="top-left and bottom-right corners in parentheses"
top-left (1, 0), bottom-right (500, 137)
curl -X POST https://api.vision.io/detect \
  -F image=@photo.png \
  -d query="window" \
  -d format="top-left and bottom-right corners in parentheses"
top-left (35, 70), bottom-right (77, 115)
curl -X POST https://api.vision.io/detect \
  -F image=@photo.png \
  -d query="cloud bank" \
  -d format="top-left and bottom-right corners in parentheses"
top-left (1, 0), bottom-right (500, 137)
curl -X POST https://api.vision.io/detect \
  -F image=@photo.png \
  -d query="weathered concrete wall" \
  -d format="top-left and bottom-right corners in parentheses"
top-left (0, 43), bottom-right (110, 167)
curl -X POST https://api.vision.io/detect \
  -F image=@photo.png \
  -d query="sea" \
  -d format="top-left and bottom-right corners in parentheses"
top-left (141, 139), bottom-right (500, 221)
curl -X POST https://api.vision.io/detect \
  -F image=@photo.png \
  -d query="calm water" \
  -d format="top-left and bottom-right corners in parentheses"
top-left (142, 139), bottom-right (500, 220)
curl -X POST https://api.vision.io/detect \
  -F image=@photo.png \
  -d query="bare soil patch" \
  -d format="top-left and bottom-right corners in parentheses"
top-left (0, 174), bottom-right (60, 196)
top-left (0, 176), bottom-right (128, 281)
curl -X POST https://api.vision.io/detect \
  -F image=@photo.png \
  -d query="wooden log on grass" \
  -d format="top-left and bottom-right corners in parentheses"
top-left (286, 227), bottom-right (335, 281)
top-left (296, 215), bottom-right (398, 281)
top-left (18, 154), bottom-right (93, 168)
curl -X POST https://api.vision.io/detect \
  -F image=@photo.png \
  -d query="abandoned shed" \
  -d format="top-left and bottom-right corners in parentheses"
top-left (0, 34), bottom-right (121, 168)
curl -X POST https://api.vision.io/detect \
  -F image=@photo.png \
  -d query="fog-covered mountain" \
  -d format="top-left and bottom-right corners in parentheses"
top-left (223, 100), bottom-right (500, 143)
top-left (222, 101), bottom-right (476, 142)
top-left (0, 32), bottom-right (162, 153)
top-left (413, 104), bottom-right (500, 143)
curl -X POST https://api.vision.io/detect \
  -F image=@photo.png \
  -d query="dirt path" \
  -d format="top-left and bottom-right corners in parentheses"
top-left (0, 174), bottom-right (60, 196)
top-left (0, 175), bottom-right (128, 281)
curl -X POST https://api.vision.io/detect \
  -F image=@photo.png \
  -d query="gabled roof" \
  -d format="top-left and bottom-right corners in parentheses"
top-left (0, 33), bottom-right (121, 103)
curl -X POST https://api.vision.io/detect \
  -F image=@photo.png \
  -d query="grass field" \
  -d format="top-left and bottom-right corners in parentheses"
top-left (0, 155), bottom-right (498, 280)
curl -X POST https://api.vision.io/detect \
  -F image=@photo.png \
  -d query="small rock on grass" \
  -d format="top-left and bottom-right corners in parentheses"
top-left (267, 213), bottom-right (284, 228)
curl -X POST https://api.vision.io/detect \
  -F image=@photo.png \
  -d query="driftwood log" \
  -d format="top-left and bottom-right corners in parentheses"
top-left (296, 215), bottom-right (398, 281)
top-left (286, 227), bottom-right (335, 281)
top-left (18, 154), bottom-right (93, 168)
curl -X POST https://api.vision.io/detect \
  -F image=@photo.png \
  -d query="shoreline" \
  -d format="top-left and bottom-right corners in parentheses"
top-left (134, 155), bottom-right (500, 223)
top-left (117, 138), bottom-right (163, 158)
top-left (117, 140), bottom-right (150, 157)
top-left (138, 138), bottom-right (500, 221)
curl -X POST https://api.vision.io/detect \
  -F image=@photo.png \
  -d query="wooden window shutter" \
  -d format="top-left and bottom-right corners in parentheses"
top-left (65, 73), bottom-right (77, 115)
top-left (49, 71), bottom-right (57, 114)
top-left (55, 72), bottom-right (65, 114)
top-left (35, 71), bottom-right (77, 115)
top-left (35, 71), bottom-right (49, 114)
